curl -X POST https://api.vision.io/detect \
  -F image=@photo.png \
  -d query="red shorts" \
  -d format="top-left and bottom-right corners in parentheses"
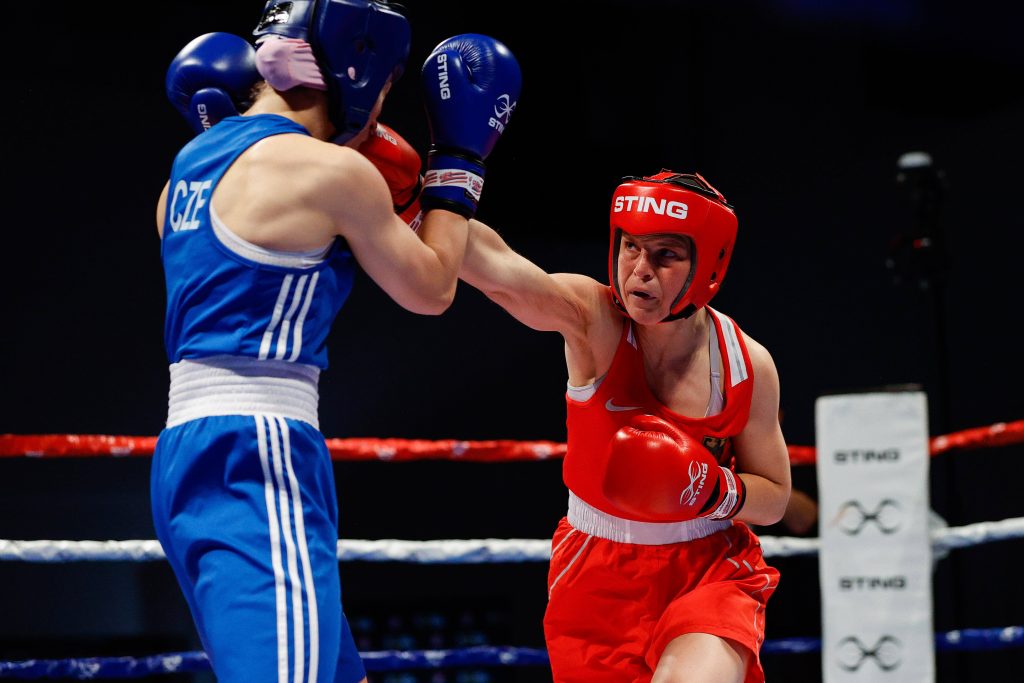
top-left (543, 517), bottom-right (779, 682)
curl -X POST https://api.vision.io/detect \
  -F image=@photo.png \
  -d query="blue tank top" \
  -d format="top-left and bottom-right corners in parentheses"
top-left (162, 114), bottom-right (355, 369)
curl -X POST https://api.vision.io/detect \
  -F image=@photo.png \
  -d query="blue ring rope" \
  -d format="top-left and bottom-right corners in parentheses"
top-left (0, 628), bottom-right (1020, 679)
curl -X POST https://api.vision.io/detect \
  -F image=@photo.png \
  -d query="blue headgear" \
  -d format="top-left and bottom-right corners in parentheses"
top-left (253, 0), bottom-right (411, 142)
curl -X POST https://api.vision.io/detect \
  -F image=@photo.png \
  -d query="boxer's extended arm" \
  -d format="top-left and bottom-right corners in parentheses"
top-left (340, 33), bottom-right (522, 313)
top-left (731, 338), bottom-right (792, 526)
top-left (461, 219), bottom-right (602, 338)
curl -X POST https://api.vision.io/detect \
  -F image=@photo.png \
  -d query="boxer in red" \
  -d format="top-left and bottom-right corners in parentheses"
top-left (460, 172), bottom-right (791, 682)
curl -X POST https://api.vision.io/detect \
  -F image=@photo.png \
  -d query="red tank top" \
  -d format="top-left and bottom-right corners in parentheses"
top-left (564, 306), bottom-right (754, 522)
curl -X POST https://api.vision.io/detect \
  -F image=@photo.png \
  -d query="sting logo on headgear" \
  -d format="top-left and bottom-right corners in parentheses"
top-left (608, 171), bottom-right (737, 322)
top-left (253, 0), bottom-right (412, 143)
top-left (613, 195), bottom-right (688, 219)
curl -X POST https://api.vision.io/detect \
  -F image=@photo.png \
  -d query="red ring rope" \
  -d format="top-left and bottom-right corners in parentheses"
top-left (0, 420), bottom-right (1020, 463)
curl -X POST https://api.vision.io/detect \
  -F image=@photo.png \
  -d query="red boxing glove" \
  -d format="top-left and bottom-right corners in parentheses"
top-left (357, 122), bottom-right (423, 229)
top-left (602, 415), bottom-right (746, 522)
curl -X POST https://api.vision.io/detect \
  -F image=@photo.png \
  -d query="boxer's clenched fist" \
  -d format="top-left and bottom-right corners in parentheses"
top-left (419, 34), bottom-right (522, 219)
top-left (603, 414), bottom-right (746, 521)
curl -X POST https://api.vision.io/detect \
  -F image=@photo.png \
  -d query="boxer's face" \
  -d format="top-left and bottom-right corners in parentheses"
top-left (617, 232), bottom-right (692, 323)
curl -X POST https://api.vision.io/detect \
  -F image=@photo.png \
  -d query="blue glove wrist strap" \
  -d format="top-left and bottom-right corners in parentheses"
top-left (420, 148), bottom-right (486, 219)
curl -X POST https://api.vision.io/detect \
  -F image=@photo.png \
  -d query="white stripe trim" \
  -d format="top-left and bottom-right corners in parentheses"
top-left (267, 418), bottom-right (305, 683)
top-left (256, 416), bottom-right (289, 683)
top-left (548, 535), bottom-right (591, 597)
top-left (260, 276), bottom-right (294, 360)
top-left (278, 417), bottom-right (319, 683)
top-left (752, 574), bottom-right (774, 645)
top-left (211, 206), bottom-right (329, 268)
top-left (711, 309), bottom-right (748, 386)
top-left (723, 531), bottom-right (741, 569)
top-left (288, 271), bottom-right (319, 362)
top-left (550, 529), bottom-right (577, 559)
top-left (275, 275), bottom-right (309, 360)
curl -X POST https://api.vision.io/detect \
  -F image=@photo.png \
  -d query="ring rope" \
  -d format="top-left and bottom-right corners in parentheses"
top-left (1, 420), bottom-right (1019, 463)
top-left (2, 517), bottom-right (1020, 563)
top-left (1, 629), bottom-right (1021, 679)
top-left (2, 427), bottom-right (1019, 677)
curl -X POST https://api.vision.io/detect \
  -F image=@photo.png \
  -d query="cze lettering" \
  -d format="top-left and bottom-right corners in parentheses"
top-left (168, 179), bottom-right (213, 232)
top-left (613, 195), bottom-right (688, 220)
top-left (197, 103), bottom-right (210, 130)
top-left (436, 53), bottom-right (450, 100)
top-left (834, 449), bottom-right (900, 464)
top-left (839, 575), bottom-right (907, 591)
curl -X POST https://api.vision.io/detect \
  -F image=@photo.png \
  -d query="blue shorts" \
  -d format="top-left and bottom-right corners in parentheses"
top-left (151, 414), bottom-right (365, 683)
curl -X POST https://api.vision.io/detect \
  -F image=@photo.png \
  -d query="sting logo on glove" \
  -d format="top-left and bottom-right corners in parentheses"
top-left (603, 414), bottom-right (746, 522)
top-left (679, 461), bottom-right (709, 508)
top-left (419, 33), bottom-right (522, 219)
top-left (489, 94), bottom-right (516, 132)
top-left (435, 53), bottom-right (452, 99)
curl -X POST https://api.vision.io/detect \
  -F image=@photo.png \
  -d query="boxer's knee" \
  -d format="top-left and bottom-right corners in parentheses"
top-left (652, 632), bottom-right (749, 683)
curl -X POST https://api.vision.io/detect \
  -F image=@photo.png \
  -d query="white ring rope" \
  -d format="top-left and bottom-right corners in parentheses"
top-left (1, 517), bottom-right (1021, 563)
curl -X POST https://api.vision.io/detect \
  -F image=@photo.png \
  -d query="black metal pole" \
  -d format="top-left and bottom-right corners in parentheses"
top-left (892, 151), bottom-right (951, 435)
top-left (892, 150), bottom-right (961, 679)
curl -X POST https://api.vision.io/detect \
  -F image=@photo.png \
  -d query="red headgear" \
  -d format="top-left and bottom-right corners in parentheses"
top-left (608, 171), bottom-right (737, 321)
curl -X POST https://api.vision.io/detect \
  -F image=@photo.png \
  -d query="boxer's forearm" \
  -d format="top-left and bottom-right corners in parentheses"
top-left (462, 220), bottom-right (588, 335)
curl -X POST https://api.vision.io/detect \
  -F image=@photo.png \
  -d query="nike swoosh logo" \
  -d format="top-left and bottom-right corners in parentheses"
top-left (605, 399), bottom-right (644, 412)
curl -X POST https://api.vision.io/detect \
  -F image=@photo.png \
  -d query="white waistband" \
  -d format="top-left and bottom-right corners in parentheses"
top-left (567, 490), bottom-right (730, 545)
top-left (167, 355), bottom-right (320, 429)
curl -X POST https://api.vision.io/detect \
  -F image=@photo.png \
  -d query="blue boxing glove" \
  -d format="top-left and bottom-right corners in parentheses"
top-left (419, 34), bottom-right (522, 218)
top-left (166, 32), bottom-right (260, 135)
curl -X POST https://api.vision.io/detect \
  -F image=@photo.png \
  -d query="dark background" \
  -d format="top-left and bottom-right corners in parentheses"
top-left (2, 1), bottom-right (1022, 681)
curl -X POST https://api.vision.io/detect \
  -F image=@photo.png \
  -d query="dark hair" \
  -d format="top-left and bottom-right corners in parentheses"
top-left (245, 80), bottom-right (270, 110)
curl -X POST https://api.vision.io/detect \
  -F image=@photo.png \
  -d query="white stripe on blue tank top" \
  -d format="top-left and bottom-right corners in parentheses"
top-left (258, 272), bottom-right (319, 362)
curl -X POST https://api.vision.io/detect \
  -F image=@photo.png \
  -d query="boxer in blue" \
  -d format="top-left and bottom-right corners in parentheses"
top-left (151, 3), bottom-right (522, 681)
